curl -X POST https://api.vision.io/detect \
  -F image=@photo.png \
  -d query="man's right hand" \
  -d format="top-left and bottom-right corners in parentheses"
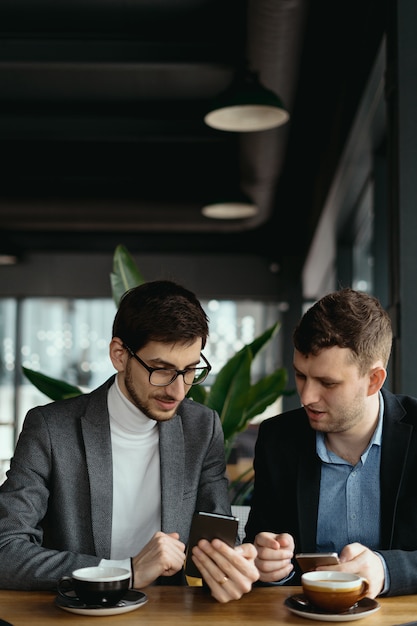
top-left (131, 531), bottom-right (186, 588)
top-left (254, 532), bottom-right (295, 583)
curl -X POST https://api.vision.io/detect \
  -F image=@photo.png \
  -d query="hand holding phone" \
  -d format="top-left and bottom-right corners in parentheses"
top-left (296, 552), bottom-right (340, 573)
top-left (184, 511), bottom-right (238, 578)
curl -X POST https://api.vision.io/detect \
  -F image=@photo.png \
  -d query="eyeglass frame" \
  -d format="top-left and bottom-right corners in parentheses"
top-left (123, 343), bottom-right (212, 386)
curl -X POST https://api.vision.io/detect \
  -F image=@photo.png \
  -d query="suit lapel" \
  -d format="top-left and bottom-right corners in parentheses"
top-left (297, 425), bottom-right (321, 551)
top-left (159, 415), bottom-right (185, 533)
top-left (380, 390), bottom-right (412, 547)
top-left (81, 378), bottom-right (114, 558)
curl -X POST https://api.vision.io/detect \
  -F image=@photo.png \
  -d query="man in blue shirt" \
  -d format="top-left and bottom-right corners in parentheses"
top-left (245, 288), bottom-right (417, 597)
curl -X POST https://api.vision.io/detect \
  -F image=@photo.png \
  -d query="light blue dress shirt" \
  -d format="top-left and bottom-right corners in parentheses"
top-left (315, 392), bottom-right (389, 592)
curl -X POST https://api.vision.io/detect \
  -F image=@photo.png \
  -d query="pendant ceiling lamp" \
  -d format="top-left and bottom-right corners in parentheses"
top-left (0, 254), bottom-right (18, 265)
top-left (202, 190), bottom-right (258, 220)
top-left (204, 70), bottom-right (289, 132)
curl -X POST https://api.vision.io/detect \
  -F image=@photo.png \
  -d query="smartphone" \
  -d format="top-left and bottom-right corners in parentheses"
top-left (296, 552), bottom-right (340, 572)
top-left (184, 511), bottom-right (239, 578)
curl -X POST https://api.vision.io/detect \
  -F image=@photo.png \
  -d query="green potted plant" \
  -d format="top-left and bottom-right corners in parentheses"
top-left (23, 245), bottom-right (293, 503)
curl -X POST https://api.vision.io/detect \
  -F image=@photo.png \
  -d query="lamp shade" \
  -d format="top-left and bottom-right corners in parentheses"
top-left (202, 191), bottom-right (258, 219)
top-left (204, 71), bottom-right (289, 132)
top-left (0, 254), bottom-right (18, 265)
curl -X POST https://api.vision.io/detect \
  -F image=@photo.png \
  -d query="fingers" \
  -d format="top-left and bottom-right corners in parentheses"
top-left (338, 542), bottom-right (363, 562)
top-left (166, 532), bottom-right (181, 540)
top-left (132, 532), bottom-right (186, 588)
top-left (237, 542), bottom-right (258, 560)
top-left (191, 539), bottom-right (259, 603)
top-left (255, 556), bottom-right (294, 583)
top-left (315, 543), bottom-right (366, 572)
top-left (254, 532), bottom-right (294, 583)
top-left (255, 531), bottom-right (294, 551)
top-left (316, 543), bottom-right (385, 598)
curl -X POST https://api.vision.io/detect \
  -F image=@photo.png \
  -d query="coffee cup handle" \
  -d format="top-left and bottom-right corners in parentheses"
top-left (57, 576), bottom-right (77, 600)
top-left (358, 577), bottom-right (370, 600)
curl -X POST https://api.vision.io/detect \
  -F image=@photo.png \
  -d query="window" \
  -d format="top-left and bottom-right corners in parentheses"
top-left (0, 299), bottom-right (17, 482)
top-left (352, 181), bottom-right (374, 294)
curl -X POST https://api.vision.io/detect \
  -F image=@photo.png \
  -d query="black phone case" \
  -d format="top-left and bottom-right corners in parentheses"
top-left (184, 512), bottom-right (238, 578)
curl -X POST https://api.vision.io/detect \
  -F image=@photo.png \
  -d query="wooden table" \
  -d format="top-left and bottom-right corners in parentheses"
top-left (0, 585), bottom-right (416, 625)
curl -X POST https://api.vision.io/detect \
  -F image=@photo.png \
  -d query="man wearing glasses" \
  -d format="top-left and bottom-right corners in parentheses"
top-left (0, 280), bottom-right (258, 603)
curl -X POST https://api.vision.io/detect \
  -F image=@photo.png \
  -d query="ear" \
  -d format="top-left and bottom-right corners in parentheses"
top-left (109, 337), bottom-right (128, 372)
top-left (367, 365), bottom-right (386, 396)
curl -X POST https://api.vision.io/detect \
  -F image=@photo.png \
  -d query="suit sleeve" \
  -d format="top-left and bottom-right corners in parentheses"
top-left (0, 408), bottom-right (100, 590)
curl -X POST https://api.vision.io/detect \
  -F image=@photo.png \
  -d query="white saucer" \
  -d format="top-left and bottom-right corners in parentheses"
top-left (284, 594), bottom-right (380, 622)
top-left (55, 589), bottom-right (148, 616)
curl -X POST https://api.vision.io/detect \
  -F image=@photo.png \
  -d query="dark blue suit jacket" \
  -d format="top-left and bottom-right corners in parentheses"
top-left (245, 388), bottom-right (417, 596)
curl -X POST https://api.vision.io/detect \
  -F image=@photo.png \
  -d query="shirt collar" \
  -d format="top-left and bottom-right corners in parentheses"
top-left (316, 391), bottom-right (384, 463)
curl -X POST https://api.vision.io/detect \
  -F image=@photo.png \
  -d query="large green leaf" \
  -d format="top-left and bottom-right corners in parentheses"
top-left (219, 349), bottom-right (252, 443)
top-left (206, 348), bottom-right (250, 416)
top-left (110, 245), bottom-right (145, 306)
top-left (205, 322), bottom-right (281, 428)
top-left (244, 368), bottom-right (289, 424)
top-left (22, 367), bottom-right (83, 401)
top-left (244, 321), bottom-right (280, 360)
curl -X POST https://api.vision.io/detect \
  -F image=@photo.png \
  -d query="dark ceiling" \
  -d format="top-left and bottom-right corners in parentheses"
top-left (0, 0), bottom-right (386, 280)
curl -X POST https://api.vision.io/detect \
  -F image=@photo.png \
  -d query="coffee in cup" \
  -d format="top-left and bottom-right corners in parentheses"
top-left (57, 566), bottom-right (130, 607)
top-left (301, 571), bottom-right (370, 613)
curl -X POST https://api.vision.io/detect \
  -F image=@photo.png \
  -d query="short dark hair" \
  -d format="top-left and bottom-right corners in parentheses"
top-left (112, 280), bottom-right (209, 351)
top-left (293, 288), bottom-right (392, 374)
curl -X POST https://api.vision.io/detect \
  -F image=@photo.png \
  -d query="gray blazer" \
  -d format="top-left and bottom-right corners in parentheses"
top-left (0, 376), bottom-right (231, 590)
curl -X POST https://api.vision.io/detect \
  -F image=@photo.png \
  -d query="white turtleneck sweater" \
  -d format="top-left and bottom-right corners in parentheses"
top-left (99, 376), bottom-right (161, 572)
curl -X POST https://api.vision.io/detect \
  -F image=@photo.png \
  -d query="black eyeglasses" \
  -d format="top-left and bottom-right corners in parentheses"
top-left (123, 344), bottom-right (212, 387)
